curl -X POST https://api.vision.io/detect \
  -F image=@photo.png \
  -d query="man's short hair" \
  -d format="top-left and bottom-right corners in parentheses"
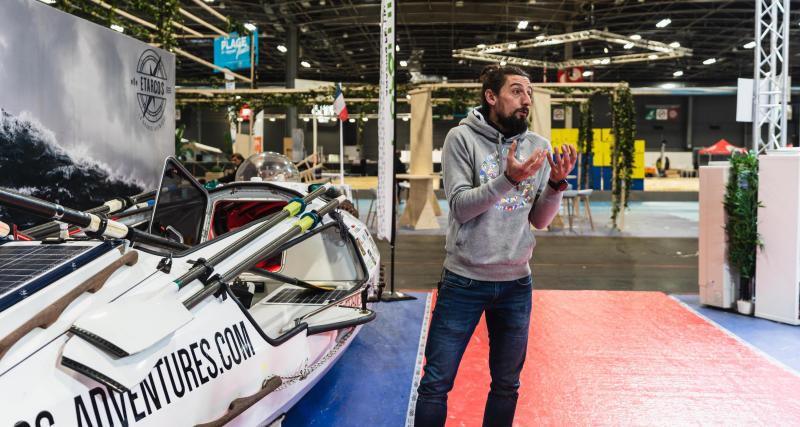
top-left (231, 153), bottom-right (244, 162)
top-left (479, 64), bottom-right (531, 113)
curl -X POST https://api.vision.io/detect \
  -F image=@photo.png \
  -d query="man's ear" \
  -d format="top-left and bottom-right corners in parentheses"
top-left (484, 89), bottom-right (497, 107)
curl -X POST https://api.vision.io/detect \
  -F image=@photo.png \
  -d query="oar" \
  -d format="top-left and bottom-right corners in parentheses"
top-left (0, 188), bottom-right (184, 250)
top-left (21, 190), bottom-right (155, 239)
top-left (182, 195), bottom-right (346, 308)
top-left (61, 196), bottom-right (346, 391)
top-left (67, 186), bottom-right (335, 357)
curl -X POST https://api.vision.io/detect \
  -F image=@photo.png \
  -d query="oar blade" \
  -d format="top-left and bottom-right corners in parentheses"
top-left (71, 288), bottom-right (193, 357)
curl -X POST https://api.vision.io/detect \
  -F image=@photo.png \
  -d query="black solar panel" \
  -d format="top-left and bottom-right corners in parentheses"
top-left (0, 241), bottom-right (116, 313)
top-left (266, 288), bottom-right (349, 305)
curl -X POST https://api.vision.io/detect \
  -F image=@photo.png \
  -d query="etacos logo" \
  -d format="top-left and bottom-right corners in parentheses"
top-left (131, 49), bottom-right (171, 131)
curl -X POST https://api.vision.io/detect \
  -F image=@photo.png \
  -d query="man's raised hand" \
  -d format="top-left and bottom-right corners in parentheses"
top-left (505, 140), bottom-right (547, 184)
top-left (547, 145), bottom-right (578, 182)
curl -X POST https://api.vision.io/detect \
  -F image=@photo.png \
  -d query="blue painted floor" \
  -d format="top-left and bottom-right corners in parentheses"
top-left (674, 294), bottom-right (800, 374)
top-left (283, 293), bottom-right (429, 426)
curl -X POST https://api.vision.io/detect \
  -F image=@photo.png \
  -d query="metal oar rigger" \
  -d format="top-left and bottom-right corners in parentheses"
top-left (66, 190), bottom-right (346, 359)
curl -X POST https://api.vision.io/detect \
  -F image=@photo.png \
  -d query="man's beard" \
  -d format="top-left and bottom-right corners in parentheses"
top-left (496, 109), bottom-right (529, 135)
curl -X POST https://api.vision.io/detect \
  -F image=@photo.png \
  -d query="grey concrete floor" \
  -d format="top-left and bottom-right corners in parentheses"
top-left (376, 235), bottom-right (698, 294)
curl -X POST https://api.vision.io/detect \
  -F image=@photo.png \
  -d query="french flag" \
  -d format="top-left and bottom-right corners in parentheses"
top-left (333, 83), bottom-right (348, 121)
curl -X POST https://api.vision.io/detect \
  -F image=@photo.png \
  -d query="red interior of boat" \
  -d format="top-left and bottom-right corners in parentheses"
top-left (209, 200), bottom-right (287, 272)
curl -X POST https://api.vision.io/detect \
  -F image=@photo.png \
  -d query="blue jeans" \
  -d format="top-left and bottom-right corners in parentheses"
top-left (414, 269), bottom-right (533, 427)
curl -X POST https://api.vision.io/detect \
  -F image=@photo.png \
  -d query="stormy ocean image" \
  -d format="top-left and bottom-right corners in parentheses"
top-left (0, 109), bottom-right (144, 228)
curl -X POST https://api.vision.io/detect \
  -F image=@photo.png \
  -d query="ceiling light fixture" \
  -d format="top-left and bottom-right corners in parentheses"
top-left (673, 70), bottom-right (684, 77)
top-left (648, 54), bottom-right (658, 59)
top-left (348, 118), bottom-right (356, 123)
top-left (518, 21), bottom-right (529, 30)
top-left (500, 60), bottom-right (507, 66)
top-left (668, 42), bottom-right (680, 48)
top-left (300, 60), bottom-right (311, 68)
top-left (743, 41), bottom-right (756, 49)
top-left (477, 44), bottom-right (486, 49)
top-left (656, 18), bottom-right (671, 28)
top-left (276, 45), bottom-right (287, 53)
top-left (508, 43), bottom-right (517, 49)
top-left (244, 23), bottom-right (257, 32)
top-left (623, 43), bottom-right (634, 49)
top-left (600, 58), bottom-right (610, 65)
top-left (661, 83), bottom-right (677, 89)
top-left (396, 45), bottom-right (400, 52)
top-left (399, 60), bottom-right (408, 67)
top-left (362, 117), bottom-right (368, 122)
top-left (629, 34), bottom-right (642, 40)
top-left (38, 0), bottom-right (56, 4)
top-left (702, 58), bottom-right (717, 65)
top-left (110, 24), bottom-right (124, 33)
top-left (582, 70), bottom-right (593, 77)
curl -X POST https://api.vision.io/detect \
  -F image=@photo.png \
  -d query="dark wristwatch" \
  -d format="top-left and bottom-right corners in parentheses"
top-left (548, 178), bottom-right (569, 192)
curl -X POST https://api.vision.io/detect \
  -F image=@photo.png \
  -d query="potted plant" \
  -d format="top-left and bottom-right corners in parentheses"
top-left (723, 151), bottom-right (762, 315)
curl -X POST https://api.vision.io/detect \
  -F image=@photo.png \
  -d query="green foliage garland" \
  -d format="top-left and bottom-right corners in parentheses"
top-left (723, 151), bottom-right (762, 300)
top-left (610, 86), bottom-right (635, 228)
top-left (577, 100), bottom-right (594, 190)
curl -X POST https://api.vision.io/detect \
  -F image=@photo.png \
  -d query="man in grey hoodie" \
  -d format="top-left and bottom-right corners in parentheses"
top-left (414, 65), bottom-right (576, 427)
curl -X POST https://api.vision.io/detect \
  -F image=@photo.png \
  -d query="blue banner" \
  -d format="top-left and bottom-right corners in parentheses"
top-left (213, 31), bottom-right (258, 72)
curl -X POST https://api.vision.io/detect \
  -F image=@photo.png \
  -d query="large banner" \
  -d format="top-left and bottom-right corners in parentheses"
top-left (0, 0), bottom-right (175, 226)
top-left (376, 0), bottom-right (395, 241)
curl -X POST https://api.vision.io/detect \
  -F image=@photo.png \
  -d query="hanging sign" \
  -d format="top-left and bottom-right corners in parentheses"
top-left (213, 31), bottom-right (258, 72)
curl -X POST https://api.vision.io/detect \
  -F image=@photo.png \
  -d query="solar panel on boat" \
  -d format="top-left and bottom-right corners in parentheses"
top-left (0, 241), bottom-right (115, 312)
top-left (266, 288), bottom-right (349, 305)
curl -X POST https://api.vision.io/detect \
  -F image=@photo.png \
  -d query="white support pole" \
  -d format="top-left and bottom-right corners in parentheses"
top-left (339, 120), bottom-right (345, 185)
top-left (313, 117), bottom-right (318, 166)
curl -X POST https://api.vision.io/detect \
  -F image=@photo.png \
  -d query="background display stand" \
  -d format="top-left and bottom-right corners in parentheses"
top-left (398, 88), bottom-right (441, 230)
top-left (698, 162), bottom-right (738, 308)
top-left (755, 149), bottom-right (800, 325)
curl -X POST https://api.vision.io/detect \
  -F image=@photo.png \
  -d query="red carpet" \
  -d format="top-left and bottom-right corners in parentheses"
top-left (438, 290), bottom-right (800, 426)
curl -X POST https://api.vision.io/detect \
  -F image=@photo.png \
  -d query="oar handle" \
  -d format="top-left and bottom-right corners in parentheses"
top-left (0, 188), bottom-right (93, 227)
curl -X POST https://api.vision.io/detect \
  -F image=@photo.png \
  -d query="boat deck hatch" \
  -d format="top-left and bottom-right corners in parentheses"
top-left (265, 288), bottom-right (349, 305)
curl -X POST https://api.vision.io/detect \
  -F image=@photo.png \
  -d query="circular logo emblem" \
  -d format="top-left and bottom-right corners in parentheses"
top-left (132, 49), bottom-right (170, 131)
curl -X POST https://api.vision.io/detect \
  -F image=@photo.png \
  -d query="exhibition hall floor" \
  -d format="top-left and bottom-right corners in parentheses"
top-left (284, 291), bottom-right (800, 426)
top-left (279, 196), bottom-right (800, 426)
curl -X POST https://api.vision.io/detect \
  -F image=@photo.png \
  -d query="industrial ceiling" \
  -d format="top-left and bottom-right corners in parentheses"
top-left (56, 1), bottom-right (800, 87)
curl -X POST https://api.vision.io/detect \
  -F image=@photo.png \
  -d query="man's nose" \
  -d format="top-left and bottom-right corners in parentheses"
top-left (522, 91), bottom-right (532, 106)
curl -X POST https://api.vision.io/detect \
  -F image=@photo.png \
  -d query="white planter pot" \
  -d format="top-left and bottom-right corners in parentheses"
top-left (736, 299), bottom-right (754, 315)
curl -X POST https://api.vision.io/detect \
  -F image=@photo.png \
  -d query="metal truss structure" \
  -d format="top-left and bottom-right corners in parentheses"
top-left (753, 0), bottom-right (791, 153)
top-left (452, 30), bottom-right (692, 70)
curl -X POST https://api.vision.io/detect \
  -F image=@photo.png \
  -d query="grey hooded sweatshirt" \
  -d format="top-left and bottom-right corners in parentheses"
top-left (442, 108), bottom-right (563, 282)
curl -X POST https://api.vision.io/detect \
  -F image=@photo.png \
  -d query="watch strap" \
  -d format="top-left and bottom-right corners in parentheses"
top-left (548, 178), bottom-right (568, 191)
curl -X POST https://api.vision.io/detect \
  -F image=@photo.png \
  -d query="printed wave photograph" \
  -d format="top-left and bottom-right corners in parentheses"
top-left (0, 109), bottom-right (144, 227)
